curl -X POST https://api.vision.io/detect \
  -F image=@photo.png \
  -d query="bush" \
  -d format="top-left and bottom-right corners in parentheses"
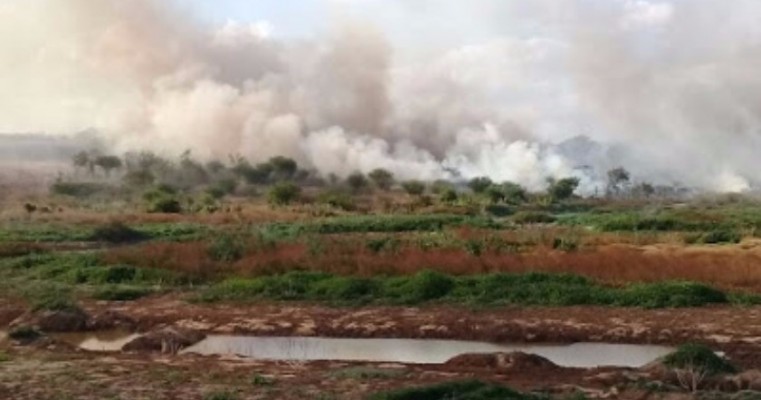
top-left (50, 182), bottom-right (107, 198)
top-left (268, 182), bottom-right (301, 206)
top-left (8, 326), bottom-right (42, 341)
top-left (402, 181), bottom-right (426, 196)
top-left (387, 270), bottom-right (455, 304)
top-left (663, 343), bottom-right (735, 375)
top-left (484, 204), bottom-right (512, 217)
top-left (147, 197), bottom-right (182, 214)
top-left (316, 190), bottom-right (356, 211)
top-left (90, 221), bottom-right (147, 243)
top-left (618, 282), bottom-right (727, 308)
top-left (370, 380), bottom-right (544, 400)
top-left (310, 277), bottom-right (381, 303)
top-left (208, 234), bottom-right (246, 262)
top-left (513, 212), bottom-right (556, 225)
top-left (700, 229), bottom-right (742, 244)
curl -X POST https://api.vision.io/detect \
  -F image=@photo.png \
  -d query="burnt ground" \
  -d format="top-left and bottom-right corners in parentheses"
top-left (3, 295), bottom-right (761, 399)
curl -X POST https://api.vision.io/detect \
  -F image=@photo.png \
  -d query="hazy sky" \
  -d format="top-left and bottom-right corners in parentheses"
top-left (3, 0), bottom-right (761, 192)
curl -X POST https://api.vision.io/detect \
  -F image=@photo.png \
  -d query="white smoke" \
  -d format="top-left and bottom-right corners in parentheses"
top-left (2, 0), bottom-right (761, 193)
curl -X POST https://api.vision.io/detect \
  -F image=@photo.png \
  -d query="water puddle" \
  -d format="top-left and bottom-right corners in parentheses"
top-left (182, 336), bottom-right (674, 368)
top-left (53, 331), bottom-right (140, 352)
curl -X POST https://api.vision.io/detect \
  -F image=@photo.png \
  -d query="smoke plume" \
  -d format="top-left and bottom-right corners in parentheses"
top-left (2, 0), bottom-right (761, 192)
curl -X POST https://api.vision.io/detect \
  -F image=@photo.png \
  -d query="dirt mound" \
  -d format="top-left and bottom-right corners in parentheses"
top-left (37, 309), bottom-right (89, 332)
top-left (123, 326), bottom-right (205, 353)
top-left (87, 310), bottom-right (137, 331)
top-left (444, 352), bottom-right (558, 371)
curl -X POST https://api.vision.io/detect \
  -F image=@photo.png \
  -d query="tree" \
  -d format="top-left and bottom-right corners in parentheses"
top-left (72, 151), bottom-right (92, 175)
top-left (368, 168), bottom-right (394, 191)
top-left (548, 177), bottom-right (580, 202)
top-left (346, 172), bottom-right (369, 193)
top-left (269, 156), bottom-right (298, 181)
top-left (468, 177), bottom-right (493, 194)
top-left (402, 180), bottom-right (426, 196)
top-left (484, 185), bottom-right (505, 204)
top-left (94, 155), bottom-right (123, 177)
top-left (606, 167), bottom-right (631, 197)
top-left (268, 182), bottom-right (301, 206)
top-left (439, 189), bottom-right (458, 204)
top-left (502, 182), bottom-right (528, 204)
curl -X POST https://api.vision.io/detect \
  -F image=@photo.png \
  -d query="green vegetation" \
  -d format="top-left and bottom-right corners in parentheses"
top-left (663, 343), bottom-right (736, 375)
top-left (369, 380), bottom-right (547, 400)
top-left (92, 285), bottom-right (154, 301)
top-left (202, 391), bottom-right (239, 400)
top-left (0, 352), bottom-right (10, 363)
top-left (90, 221), bottom-right (147, 243)
top-left (199, 270), bottom-right (738, 308)
top-left (8, 326), bottom-right (42, 341)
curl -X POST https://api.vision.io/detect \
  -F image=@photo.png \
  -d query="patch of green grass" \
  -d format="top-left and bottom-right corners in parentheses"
top-left (0, 352), bottom-right (11, 362)
top-left (663, 343), bottom-right (735, 375)
top-left (199, 270), bottom-right (734, 309)
top-left (251, 373), bottom-right (276, 386)
top-left (369, 380), bottom-right (547, 400)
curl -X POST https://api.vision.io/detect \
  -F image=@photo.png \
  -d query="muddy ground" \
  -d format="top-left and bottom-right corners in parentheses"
top-left (3, 296), bottom-right (761, 399)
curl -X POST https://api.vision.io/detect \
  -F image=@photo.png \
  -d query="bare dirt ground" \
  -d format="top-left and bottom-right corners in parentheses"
top-left (3, 296), bottom-right (761, 399)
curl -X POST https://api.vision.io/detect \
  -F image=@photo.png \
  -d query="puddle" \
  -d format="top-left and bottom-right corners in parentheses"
top-left (182, 336), bottom-right (674, 368)
top-left (53, 331), bottom-right (140, 352)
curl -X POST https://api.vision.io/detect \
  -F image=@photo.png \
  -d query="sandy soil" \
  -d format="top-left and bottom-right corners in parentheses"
top-left (3, 296), bottom-right (760, 399)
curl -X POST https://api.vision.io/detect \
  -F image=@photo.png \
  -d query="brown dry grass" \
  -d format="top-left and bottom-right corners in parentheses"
top-left (102, 238), bottom-right (761, 292)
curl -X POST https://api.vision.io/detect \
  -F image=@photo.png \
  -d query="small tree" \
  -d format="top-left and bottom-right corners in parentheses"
top-left (268, 182), bottom-right (301, 206)
top-left (484, 185), bottom-right (505, 204)
top-left (269, 156), bottom-right (298, 181)
top-left (468, 177), bottom-right (493, 194)
top-left (72, 151), bottom-right (92, 175)
top-left (502, 182), bottom-right (528, 204)
top-left (402, 181), bottom-right (426, 196)
top-left (548, 177), bottom-right (580, 202)
top-left (346, 172), bottom-right (369, 193)
top-left (606, 167), bottom-right (631, 197)
top-left (94, 155), bottom-right (123, 178)
top-left (368, 168), bottom-right (394, 191)
top-left (439, 188), bottom-right (458, 204)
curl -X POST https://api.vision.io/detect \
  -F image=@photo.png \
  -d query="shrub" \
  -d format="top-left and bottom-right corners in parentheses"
top-left (148, 197), bottom-right (182, 214)
top-left (316, 190), bottom-right (356, 211)
top-left (552, 237), bottom-right (579, 252)
top-left (8, 326), bottom-right (41, 341)
top-left (208, 234), bottom-right (246, 262)
top-left (439, 189), bottom-right (458, 204)
top-left (513, 212), bottom-right (556, 225)
top-left (700, 229), bottom-right (742, 244)
top-left (368, 169), bottom-right (394, 191)
top-left (387, 270), bottom-right (455, 304)
top-left (402, 181), bottom-right (426, 196)
top-left (268, 182), bottom-right (301, 205)
top-left (484, 204), bottom-right (512, 217)
top-left (370, 380), bottom-right (544, 400)
top-left (468, 177), bottom-right (493, 194)
top-left (663, 343), bottom-right (735, 375)
top-left (618, 282), bottom-right (727, 308)
top-left (310, 277), bottom-right (381, 303)
top-left (50, 182), bottom-right (107, 198)
top-left (90, 221), bottom-right (147, 243)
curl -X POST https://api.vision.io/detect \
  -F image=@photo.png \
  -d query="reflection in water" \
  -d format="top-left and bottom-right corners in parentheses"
top-left (182, 336), bottom-right (674, 368)
top-left (54, 331), bottom-right (140, 352)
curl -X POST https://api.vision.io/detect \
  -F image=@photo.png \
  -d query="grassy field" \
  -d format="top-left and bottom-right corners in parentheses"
top-left (4, 196), bottom-right (761, 310)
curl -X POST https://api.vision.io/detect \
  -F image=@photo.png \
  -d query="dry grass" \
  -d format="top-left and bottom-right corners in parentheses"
top-left (102, 238), bottom-right (761, 292)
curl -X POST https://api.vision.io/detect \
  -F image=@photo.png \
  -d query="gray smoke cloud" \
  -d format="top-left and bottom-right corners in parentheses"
top-left (2, 0), bottom-right (761, 192)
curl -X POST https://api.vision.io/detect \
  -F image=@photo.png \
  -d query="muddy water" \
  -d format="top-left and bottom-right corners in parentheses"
top-left (54, 331), bottom-right (140, 352)
top-left (182, 336), bottom-right (674, 368)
